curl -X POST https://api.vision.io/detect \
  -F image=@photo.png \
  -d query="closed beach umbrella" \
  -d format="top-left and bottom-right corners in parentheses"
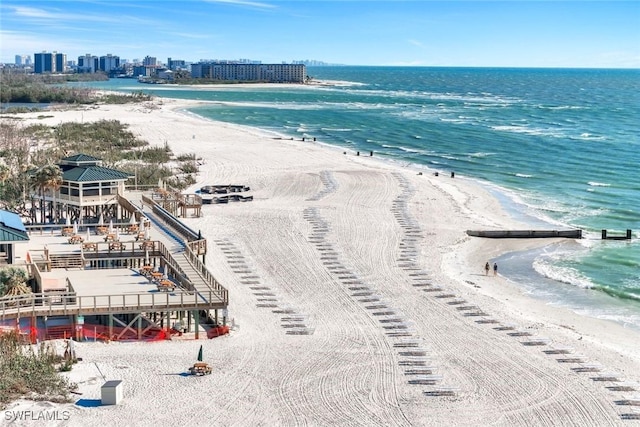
top-left (144, 249), bottom-right (150, 266)
top-left (129, 215), bottom-right (136, 225)
top-left (86, 228), bottom-right (91, 242)
top-left (73, 221), bottom-right (78, 235)
top-left (197, 345), bottom-right (203, 362)
top-left (108, 220), bottom-right (114, 234)
top-left (139, 217), bottom-right (146, 232)
top-left (144, 228), bottom-right (150, 241)
top-left (65, 216), bottom-right (71, 226)
top-left (98, 213), bottom-right (104, 226)
top-left (115, 227), bottom-right (120, 241)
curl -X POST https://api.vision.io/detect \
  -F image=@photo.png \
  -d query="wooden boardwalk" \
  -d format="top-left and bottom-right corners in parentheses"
top-left (1, 193), bottom-right (228, 327)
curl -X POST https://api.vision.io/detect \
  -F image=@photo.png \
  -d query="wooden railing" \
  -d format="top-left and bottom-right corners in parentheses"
top-left (156, 242), bottom-right (194, 292)
top-left (116, 194), bottom-right (143, 221)
top-left (143, 194), bottom-right (225, 300)
top-left (80, 240), bottom-right (162, 257)
top-left (187, 239), bottom-right (207, 256)
top-left (184, 244), bottom-right (227, 297)
top-left (0, 289), bottom-right (226, 321)
top-left (26, 222), bottom-right (142, 236)
top-left (143, 194), bottom-right (200, 242)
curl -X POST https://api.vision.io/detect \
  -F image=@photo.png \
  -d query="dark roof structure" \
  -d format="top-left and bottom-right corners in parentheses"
top-left (60, 153), bottom-right (102, 165)
top-left (56, 153), bottom-right (133, 183)
top-left (0, 210), bottom-right (29, 242)
top-left (62, 165), bottom-right (133, 182)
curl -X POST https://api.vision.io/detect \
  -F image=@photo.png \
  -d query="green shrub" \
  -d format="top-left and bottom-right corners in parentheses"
top-left (0, 331), bottom-right (76, 410)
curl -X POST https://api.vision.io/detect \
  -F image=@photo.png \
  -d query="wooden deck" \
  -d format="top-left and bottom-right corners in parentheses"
top-left (3, 191), bottom-right (227, 332)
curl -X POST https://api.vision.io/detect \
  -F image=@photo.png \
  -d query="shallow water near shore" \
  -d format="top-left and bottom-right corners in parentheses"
top-left (496, 243), bottom-right (640, 331)
top-left (75, 67), bottom-right (639, 327)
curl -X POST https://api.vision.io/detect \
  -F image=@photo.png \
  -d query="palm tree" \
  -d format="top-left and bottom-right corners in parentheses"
top-left (42, 163), bottom-right (63, 223)
top-left (30, 163), bottom-right (63, 223)
top-left (0, 266), bottom-right (31, 297)
top-left (29, 166), bottom-right (48, 224)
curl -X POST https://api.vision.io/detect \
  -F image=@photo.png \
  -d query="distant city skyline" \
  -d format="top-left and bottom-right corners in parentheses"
top-left (1, 1), bottom-right (639, 68)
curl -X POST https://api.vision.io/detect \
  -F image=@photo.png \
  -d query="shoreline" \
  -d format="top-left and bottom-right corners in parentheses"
top-left (3, 97), bottom-right (639, 425)
top-left (179, 99), bottom-right (640, 332)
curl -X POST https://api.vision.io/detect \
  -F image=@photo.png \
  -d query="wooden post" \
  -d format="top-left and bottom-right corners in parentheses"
top-left (627, 229), bottom-right (632, 239)
top-left (108, 313), bottom-right (113, 341)
top-left (602, 230), bottom-right (607, 239)
top-left (31, 316), bottom-right (36, 344)
top-left (166, 310), bottom-right (171, 337)
top-left (194, 310), bottom-right (199, 339)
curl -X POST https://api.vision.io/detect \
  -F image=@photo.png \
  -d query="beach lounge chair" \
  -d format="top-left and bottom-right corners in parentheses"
top-left (572, 363), bottom-right (603, 373)
top-left (423, 387), bottom-right (459, 397)
top-left (607, 383), bottom-right (638, 392)
top-left (407, 375), bottom-right (443, 385)
top-left (620, 411), bottom-right (640, 420)
top-left (592, 372), bottom-right (622, 382)
top-left (616, 396), bottom-right (640, 406)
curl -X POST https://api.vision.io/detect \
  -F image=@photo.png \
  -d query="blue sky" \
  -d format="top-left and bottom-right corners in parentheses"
top-left (1, 1), bottom-right (639, 68)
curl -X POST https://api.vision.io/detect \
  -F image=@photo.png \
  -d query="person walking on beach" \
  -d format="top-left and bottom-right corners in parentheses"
top-left (493, 263), bottom-right (498, 276)
top-left (484, 262), bottom-right (490, 276)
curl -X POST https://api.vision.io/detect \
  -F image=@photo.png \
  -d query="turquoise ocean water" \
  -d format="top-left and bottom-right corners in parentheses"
top-left (79, 67), bottom-right (639, 329)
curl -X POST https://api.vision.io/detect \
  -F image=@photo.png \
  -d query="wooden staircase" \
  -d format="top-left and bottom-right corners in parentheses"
top-left (49, 254), bottom-right (84, 269)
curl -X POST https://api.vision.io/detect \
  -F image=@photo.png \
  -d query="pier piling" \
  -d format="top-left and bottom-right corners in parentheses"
top-left (601, 229), bottom-right (633, 240)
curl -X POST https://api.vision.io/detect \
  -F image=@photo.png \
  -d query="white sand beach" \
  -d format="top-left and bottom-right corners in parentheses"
top-left (3, 97), bottom-right (640, 426)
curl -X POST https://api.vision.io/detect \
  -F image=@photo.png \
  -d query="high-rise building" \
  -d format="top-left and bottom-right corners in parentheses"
top-left (14, 55), bottom-right (30, 66)
top-left (55, 52), bottom-right (67, 73)
top-left (78, 54), bottom-right (99, 73)
top-left (143, 56), bottom-right (157, 66)
top-left (190, 62), bottom-right (306, 83)
top-left (34, 52), bottom-right (66, 73)
top-left (167, 57), bottom-right (186, 70)
top-left (99, 54), bottom-right (120, 72)
top-left (34, 52), bottom-right (51, 73)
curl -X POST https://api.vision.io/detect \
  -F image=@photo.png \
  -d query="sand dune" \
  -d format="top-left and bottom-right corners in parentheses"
top-left (3, 98), bottom-right (639, 426)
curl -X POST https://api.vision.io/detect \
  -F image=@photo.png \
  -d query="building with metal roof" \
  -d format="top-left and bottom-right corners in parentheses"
top-left (0, 209), bottom-right (29, 265)
top-left (31, 154), bottom-right (134, 224)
